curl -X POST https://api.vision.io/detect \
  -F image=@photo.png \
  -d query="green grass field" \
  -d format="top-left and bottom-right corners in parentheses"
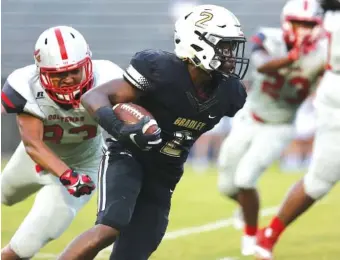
top-left (1, 163), bottom-right (340, 260)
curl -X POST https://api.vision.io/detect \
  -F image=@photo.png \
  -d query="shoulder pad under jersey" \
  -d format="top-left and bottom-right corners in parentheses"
top-left (251, 27), bottom-right (286, 57)
top-left (123, 49), bottom-right (181, 92)
top-left (2, 65), bottom-right (44, 118)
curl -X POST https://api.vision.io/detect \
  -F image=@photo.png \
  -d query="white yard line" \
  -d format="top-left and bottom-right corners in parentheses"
top-left (35, 206), bottom-right (278, 259)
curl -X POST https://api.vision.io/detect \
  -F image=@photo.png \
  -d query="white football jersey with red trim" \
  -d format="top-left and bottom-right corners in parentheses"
top-left (314, 10), bottom-right (340, 110)
top-left (246, 27), bottom-right (327, 124)
top-left (2, 60), bottom-right (123, 161)
top-left (324, 11), bottom-right (340, 73)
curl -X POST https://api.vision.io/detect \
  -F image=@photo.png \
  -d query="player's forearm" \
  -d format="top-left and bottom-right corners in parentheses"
top-left (257, 57), bottom-right (294, 74)
top-left (81, 90), bottom-right (123, 138)
top-left (81, 89), bottom-right (112, 117)
top-left (23, 140), bottom-right (69, 177)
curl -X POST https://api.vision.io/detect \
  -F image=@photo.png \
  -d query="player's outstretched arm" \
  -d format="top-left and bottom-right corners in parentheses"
top-left (254, 49), bottom-right (297, 74)
top-left (81, 78), bottom-right (161, 151)
top-left (81, 78), bottom-right (139, 116)
top-left (250, 32), bottom-right (300, 74)
top-left (17, 113), bottom-right (95, 197)
top-left (17, 113), bottom-right (70, 177)
top-left (81, 78), bottom-right (140, 137)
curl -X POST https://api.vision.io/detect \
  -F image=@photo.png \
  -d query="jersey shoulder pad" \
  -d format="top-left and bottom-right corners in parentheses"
top-left (221, 77), bottom-right (247, 117)
top-left (6, 65), bottom-right (37, 101)
top-left (324, 11), bottom-right (340, 32)
top-left (2, 65), bottom-right (44, 118)
top-left (92, 60), bottom-right (124, 87)
top-left (124, 49), bottom-right (181, 92)
top-left (315, 32), bottom-right (329, 65)
top-left (251, 27), bottom-right (285, 56)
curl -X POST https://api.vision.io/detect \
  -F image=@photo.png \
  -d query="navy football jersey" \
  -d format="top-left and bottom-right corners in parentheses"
top-left (122, 49), bottom-right (247, 184)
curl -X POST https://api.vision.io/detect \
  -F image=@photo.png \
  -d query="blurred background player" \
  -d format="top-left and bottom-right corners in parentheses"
top-left (191, 117), bottom-right (232, 173)
top-left (217, 0), bottom-right (326, 256)
top-left (280, 94), bottom-right (316, 172)
top-left (0, 26), bottom-right (123, 259)
top-left (255, 0), bottom-right (340, 259)
top-left (57, 5), bottom-right (248, 259)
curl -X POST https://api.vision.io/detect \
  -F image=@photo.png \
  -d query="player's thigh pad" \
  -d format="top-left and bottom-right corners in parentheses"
top-left (96, 147), bottom-right (144, 230)
top-left (217, 114), bottom-right (255, 196)
top-left (234, 124), bottom-right (294, 188)
top-left (1, 142), bottom-right (41, 206)
top-left (10, 183), bottom-right (92, 258)
top-left (304, 127), bottom-right (340, 200)
top-left (109, 185), bottom-right (171, 260)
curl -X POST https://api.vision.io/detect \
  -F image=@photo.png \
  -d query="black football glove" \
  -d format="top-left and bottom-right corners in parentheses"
top-left (118, 116), bottom-right (162, 151)
top-left (59, 169), bottom-right (96, 197)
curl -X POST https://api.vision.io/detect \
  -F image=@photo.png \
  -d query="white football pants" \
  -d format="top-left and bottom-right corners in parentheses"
top-left (1, 142), bottom-right (100, 258)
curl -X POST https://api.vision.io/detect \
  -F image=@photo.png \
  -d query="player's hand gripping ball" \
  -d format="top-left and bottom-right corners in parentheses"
top-left (112, 103), bottom-right (162, 150)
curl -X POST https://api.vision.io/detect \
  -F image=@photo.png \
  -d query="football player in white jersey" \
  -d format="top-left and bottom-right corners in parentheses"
top-left (217, 0), bottom-right (327, 256)
top-left (255, 1), bottom-right (340, 259)
top-left (1, 26), bottom-right (123, 259)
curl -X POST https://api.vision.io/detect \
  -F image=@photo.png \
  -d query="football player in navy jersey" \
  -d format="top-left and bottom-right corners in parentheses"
top-left (59, 5), bottom-right (249, 260)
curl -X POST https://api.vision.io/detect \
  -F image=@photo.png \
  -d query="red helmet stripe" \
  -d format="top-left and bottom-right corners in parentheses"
top-left (54, 28), bottom-right (68, 60)
top-left (304, 0), bottom-right (308, 10)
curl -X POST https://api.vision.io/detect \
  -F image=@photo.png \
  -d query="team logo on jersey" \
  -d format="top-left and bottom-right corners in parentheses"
top-left (173, 117), bottom-right (206, 131)
top-left (36, 91), bottom-right (44, 99)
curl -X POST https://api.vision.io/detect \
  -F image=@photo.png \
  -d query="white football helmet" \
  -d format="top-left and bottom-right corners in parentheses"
top-left (174, 4), bottom-right (249, 79)
top-left (34, 25), bottom-right (93, 107)
top-left (281, 0), bottom-right (323, 46)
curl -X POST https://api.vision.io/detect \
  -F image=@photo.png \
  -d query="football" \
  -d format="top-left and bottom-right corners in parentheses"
top-left (112, 103), bottom-right (160, 135)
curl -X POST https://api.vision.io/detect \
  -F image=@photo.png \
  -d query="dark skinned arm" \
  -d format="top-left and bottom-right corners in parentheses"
top-left (16, 113), bottom-right (69, 177)
top-left (80, 78), bottom-right (153, 142)
top-left (81, 78), bottom-right (141, 117)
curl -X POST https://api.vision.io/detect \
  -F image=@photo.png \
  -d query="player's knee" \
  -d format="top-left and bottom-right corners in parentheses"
top-left (10, 205), bottom-right (76, 258)
top-left (1, 192), bottom-right (14, 206)
top-left (47, 205), bottom-right (76, 239)
top-left (303, 173), bottom-right (333, 200)
top-left (88, 224), bottom-right (118, 249)
top-left (234, 167), bottom-right (261, 189)
top-left (217, 171), bottom-right (238, 197)
top-left (0, 177), bottom-right (13, 206)
top-left (234, 178), bottom-right (257, 190)
top-left (10, 235), bottom-right (45, 258)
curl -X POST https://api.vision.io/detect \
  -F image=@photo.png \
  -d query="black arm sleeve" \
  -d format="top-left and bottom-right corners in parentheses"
top-left (94, 106), bottom-right (123, 138)
top-left (1, 81), bottom-right (27, 113)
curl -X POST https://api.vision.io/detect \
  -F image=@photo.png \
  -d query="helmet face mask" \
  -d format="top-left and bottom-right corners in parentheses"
top-left (34, 26), bottom-right (93, 108)
top-left (174, 5), bottom-right (249, 79)
top-left (39, 57), bottom-right (93, 106)
top-left (208, 36), bottom-right (248, 79)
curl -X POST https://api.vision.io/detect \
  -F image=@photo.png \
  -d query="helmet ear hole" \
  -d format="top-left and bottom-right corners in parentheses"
top-left (44, 38), bottom-right (48, 45)
top-left (70, 33), bottom-right (75, 38)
